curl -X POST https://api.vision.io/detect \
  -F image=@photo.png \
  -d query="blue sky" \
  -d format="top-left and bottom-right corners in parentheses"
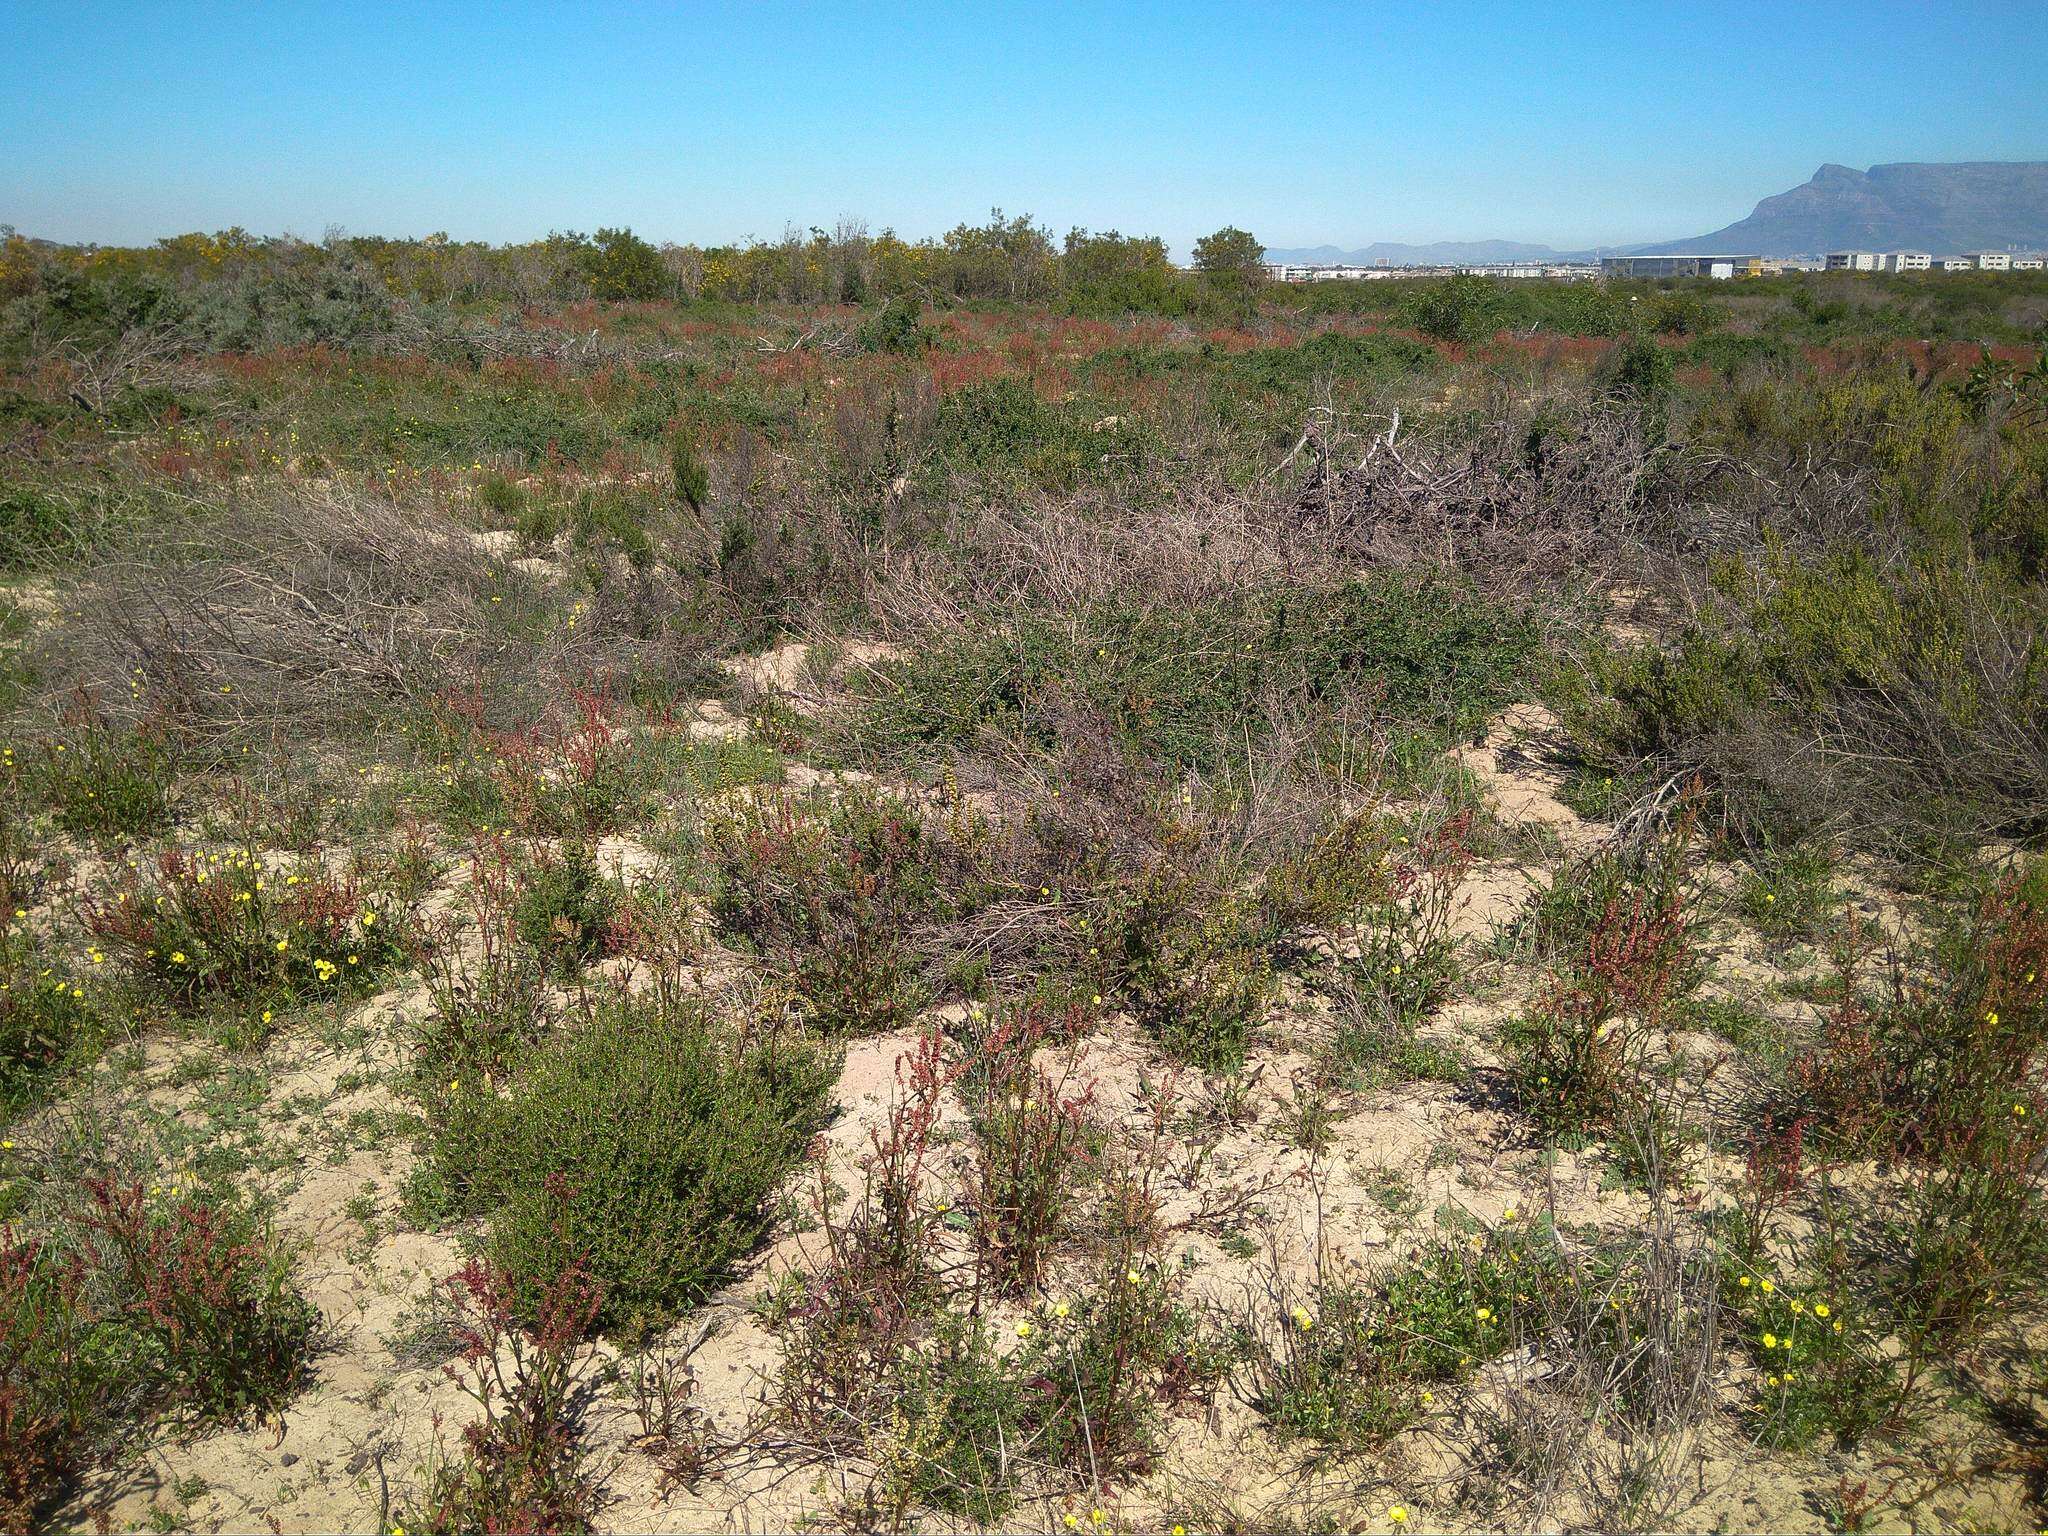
top-left (2, 0), bottom-right (2043, 254)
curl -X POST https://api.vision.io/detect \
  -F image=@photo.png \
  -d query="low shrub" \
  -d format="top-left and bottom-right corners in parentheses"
top-left (510, 841), bottom-right (617, 975)
top-left (71, 1177), bottom-right (318, 1427)
top-left (1, 929), bottom-right (101, 1111)
top-left (1784, 867), bottom-right (2048, 1159)
top-left (705, 788), bottom-right (944, 1035)
top-left (476, 994), bottom-right (835, 1335)
top-left (1250, 1226), bottom-right (1561, 1455)
top-left (86, 847), bottom-right (404, 1016)
top-left (0, 1231), bottom-right (104, 1530)
top-left (960, 1001), bottom-right (1095, 1295)
top-left (847, 576), bottom-right (1537, 776)
top-left (37, 694), bottom-right (176, 841)
top-left (1106, 864), bottom-right (1272, 1071)
top-left (1500, 819), bottom-right (1699, 1148)
top-left (399, 1253), bottom-right (604, 1534)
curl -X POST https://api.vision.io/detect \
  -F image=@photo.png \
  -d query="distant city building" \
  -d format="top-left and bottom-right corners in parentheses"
top-left (2014, 257), bottom-right (2045, 271)
top-left (1938, 257), bottom-right (1975, 272)
top-left (1883, 252), bottom-right (1932, 273)
top-left (1600, 254), bottom-right (1761, 280)
top-left (1825, 251), bottom-right (1883, 272)
top-left (1967, 252), bottom-right (2012, 271)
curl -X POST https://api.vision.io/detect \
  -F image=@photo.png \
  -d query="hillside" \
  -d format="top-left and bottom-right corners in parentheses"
top-left (1637, 160), bottom-right (2048, 255)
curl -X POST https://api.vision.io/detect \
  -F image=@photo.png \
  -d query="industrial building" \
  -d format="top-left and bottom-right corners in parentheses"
top-left (1599, 254), bottom-right (1761, 280)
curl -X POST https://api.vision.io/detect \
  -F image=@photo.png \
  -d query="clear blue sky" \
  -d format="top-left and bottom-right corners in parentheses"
top-left (3, 0), bottom-right (2043, 255)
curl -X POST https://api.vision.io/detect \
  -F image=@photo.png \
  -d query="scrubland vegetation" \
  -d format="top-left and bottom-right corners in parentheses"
top-left (1, 217), bottom-right (2047, 1532)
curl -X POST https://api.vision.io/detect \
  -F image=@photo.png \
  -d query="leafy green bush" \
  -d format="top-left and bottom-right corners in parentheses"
top-left (479, 994), bottom-right (835, 1335)
top-left (1, 929), bottom-right (101, 1111)
top-left (1106, 865), bottom-right (1271, 1071)
top-left (72, 1178), bottom-right (318, 1426)
top-left (850, 576), bottom-right (1536, 774)
top-left (37, 697), bottom-right (177, 840)
top-left (86, 847), bottom-right (404, 1016)
top-left (511, 843), bottom-right (616, 975)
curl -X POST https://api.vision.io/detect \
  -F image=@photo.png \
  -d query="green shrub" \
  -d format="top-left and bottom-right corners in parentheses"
top-left (856, 295), bottom-right (930, 356)
top-left (1, 929), bottom-right (101, 1111)
top-left (1251, 1228), bottom-right (1560, 1454)
top-left (671, 431), bottom-right (709, 511)
top-left (511, 843), bottom-right (616, 975)
top-left (1737, 839), bottom-right (1840, 942)
top-left (72, 1178), bottom-right (318, 1427)
top-left (1106, 865), bottom-right (1271, 1071)
top-left (38, 698), bottom-right (177, 840)
top-left (480, 994), bottom-right (835, 1335)
top-left (86, 847), bottom-right (404, 1016)
top-left (0, 1230), bottom-right (106, 1529)
top-left (850, 576), bottom-right (1536, 774)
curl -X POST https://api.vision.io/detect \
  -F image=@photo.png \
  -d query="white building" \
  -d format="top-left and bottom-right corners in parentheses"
top-left (1825, 251), bottom-right (1882, 272)
top-left (2014, 257), bottom-right (2044, 271)
top-left (1968, 252), bottom-right (2012, 271)
top-left (1884, 252), bottom-right (1932, 273)
top-left (1938, 257), bottom-right (1974, 272)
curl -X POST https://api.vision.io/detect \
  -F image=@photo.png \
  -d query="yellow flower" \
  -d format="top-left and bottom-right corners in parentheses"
top-left (1016, 1321), bottom-right (1033, 1338)
top-left (1987, 1010), bottom-right (1999, 1026)
top-left (261, 1010), bottom-right (273, 1024)
top-left (1418, 1389), bottom-right (1433, 1404)
top-left (1054, 1301), bottom-right (1070, 1319)
top-left (1474, 1307), bottom-right (1492, 1322)
top-left (1738, 1276), bottom-right (1752, 1289)
top-left (170, 950), bottom-right (187, 965)
top-left (1064, 1519), bottom-right (1079, 1531)
top-left (1389, 1509), bottom-right (1409, 1526)
top-left (1788, 1300), bottom-right (1803, 1314)
top-left (1502, 1206), bottom-right (1517, 1221)
top-left (1759, 1279), bottom-right (1774, 1294)
top-left (1761, 1332), bottom-right (1777, 1349)
top-left (1813, 1302), bottom-right (1830, 1318)
top-left (1090, 1511), bottom-right (1105, 1528)
top-left (276, 937), bottom-right (289, 952)
top-left (2015, 1104), bottom-right (2029, 1118)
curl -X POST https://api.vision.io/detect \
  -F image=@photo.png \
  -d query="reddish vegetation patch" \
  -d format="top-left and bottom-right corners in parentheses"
top-left (930, 348), bottom-right (1006, 394)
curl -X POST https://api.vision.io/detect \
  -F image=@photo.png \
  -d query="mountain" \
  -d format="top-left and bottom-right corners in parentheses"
top-left (1631, 161), bottom-right (2048, 256)
top-left (1261, 238), bottom-right (1595, 267)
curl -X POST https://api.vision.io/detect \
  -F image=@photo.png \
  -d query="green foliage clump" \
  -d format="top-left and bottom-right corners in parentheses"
top-left (1106, 866), bottom-right (1272, 1071)
top-left (1227, 331), bottom-right (1438, 392)
top-left (479, 995), bottom-right (835, 1335)
top-left (670, 431), bottom-right (710, 511)
top-left (511, 843), bottom-right (616, 975)
top-left (1, 929), bottom-right (101, 1112)
top-left (86, 848), bottom-right (403, 1017)
top-left (1251, 1228), bottom-right (1560, 1454)
top-left (37, 699), bottom-right (177, 841)
top-left (851, 576), bottom-right (1536, 775)
top-left (855, 295), bottom-right (931, 355)
top-left (577, 227), bottom-right (670, 302)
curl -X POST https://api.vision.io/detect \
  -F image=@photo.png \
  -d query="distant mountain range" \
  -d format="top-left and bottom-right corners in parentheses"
top-left (1265, 161), bottom-right (2048, 265)
top-left (1260, 238), bottom-right (1600, 267)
